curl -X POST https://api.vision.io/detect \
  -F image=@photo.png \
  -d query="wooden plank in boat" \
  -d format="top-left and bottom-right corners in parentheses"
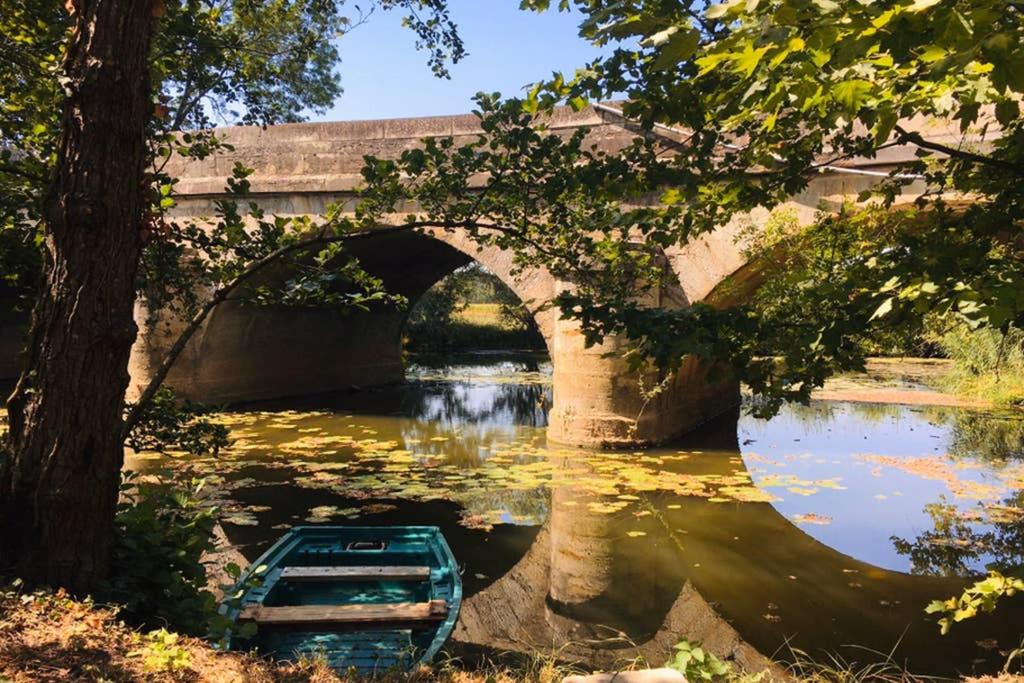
top-left (280, 565), bottom-right (431, 582)
top-left (239, 600), bottom-right (448, 625)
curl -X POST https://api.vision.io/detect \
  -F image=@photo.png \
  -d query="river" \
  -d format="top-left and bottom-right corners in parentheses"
top-left (126, 351), bottom-right (1024, 678)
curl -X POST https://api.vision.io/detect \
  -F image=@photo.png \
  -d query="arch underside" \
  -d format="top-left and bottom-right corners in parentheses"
top-left (129, 228), bottom-right (556, 405)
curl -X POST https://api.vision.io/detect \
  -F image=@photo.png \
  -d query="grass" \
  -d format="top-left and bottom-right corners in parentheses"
top-left (405, 303), bottom-right (546, 353)
top-left (452, 304), bottom-right (507, 327)
top-left (935, 325), bottom-right (1024, 407)
top-left (5, 587), bottom-right (1021, 683)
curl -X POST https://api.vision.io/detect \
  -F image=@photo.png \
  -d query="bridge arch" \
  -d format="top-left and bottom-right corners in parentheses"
top-left (128, 215), bottom-right (740, 448)
top-left (137, 106), bottom-right (902, 447)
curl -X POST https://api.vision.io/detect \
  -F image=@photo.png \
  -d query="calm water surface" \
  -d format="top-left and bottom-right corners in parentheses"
top-left (128, 352), bottom-right (1024, 677)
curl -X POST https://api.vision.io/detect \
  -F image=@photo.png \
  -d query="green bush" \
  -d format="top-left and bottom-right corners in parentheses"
top-left (108, 474), bottom-right (218, 636)
top-left (931, 322), bottom-right (1024, 406)
top-left (666, 640), bottom-right (733, 681)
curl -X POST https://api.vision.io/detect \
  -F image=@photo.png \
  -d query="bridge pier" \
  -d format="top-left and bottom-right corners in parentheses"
top-left (126, 226), bottom-right (738, 447)
top-left (547, 300), bottom-right (739, 449)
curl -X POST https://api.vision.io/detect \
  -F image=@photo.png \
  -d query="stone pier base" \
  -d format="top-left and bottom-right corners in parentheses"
top-left (546, 317), bottom-right (739, 449)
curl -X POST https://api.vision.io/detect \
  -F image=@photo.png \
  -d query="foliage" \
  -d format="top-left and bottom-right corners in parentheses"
top-left (208, 560), bottom-right (263, 647)
top-left (1, 0), bottom-right (465, 420)
top-left (0, 2), bottom-right (63, 305)
top-left (140, 163), bottom-right (402, 327)
top-left (666, 639), bottom-right (733, 681)
top-left (0, 0), bottom-right (473, 598)
top-left (405, 264), bottom-right (545, 351)
top-left (358, 96), bottom-right (910, 414)
top-left (931, 323), bottom-right (1024, 406)
top-left (383, 0), bottom-right (1024, 413)
top-left (124, 387), bottom-right (230, 455)
top-left (130, 628), bottom-right (193, 674)
top-left (406, 266), bottom-right (473, 344)
top-left (926, 570), bottom-right (1024, 635)
top-left (109, 474), bottom-right (218, 635)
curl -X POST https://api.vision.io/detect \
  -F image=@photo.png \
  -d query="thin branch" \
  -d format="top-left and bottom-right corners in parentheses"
top-left (894, 125), bottom-right (1024, 176)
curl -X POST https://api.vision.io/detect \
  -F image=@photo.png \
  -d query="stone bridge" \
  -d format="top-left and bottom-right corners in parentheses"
top-left (3, 105), bottom-right (957, 447)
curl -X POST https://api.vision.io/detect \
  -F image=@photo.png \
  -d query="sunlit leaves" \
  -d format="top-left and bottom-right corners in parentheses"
top-left (502, 0), bottom-right (1024, 414)
top-left (926, 570), bottom-right (1024, 635)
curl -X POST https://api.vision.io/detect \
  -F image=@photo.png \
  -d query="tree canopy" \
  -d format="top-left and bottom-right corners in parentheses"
top-left (492, 0), bottom-right (1023, 408)
top-left (0, 0), bottom-right (464, 304)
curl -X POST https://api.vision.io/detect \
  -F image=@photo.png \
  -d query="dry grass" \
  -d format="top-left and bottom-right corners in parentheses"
top-left (452, 304), bottom-right (507, 328)
top-left (2, 590), bottom-right (1020, 683)
top-left (0, 589), bottom-right (361, 682)
top-left (0, 589), bottom-right (573, 683)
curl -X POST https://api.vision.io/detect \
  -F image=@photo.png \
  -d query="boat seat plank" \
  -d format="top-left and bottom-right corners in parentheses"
top-left (281, 565), bottom-right (431, 582)
top-left (240, 600), bottom-right (448, 625)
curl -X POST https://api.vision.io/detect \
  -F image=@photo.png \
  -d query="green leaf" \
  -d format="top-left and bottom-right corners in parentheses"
top-left (995, 100), bottom-right (1020, 125)
top-left (733, 45), bottom-right (771, 76)
top-left (642, 26), bottom-right (679, 47)
top-left (870, 297), bottom-right (894, 320)
top-left (832, 79), bottom-right (873, 113)
top-left (651, 29), bottom-right (700, 70)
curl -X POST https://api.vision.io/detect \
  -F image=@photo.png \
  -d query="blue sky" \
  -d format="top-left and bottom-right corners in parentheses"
top-left (317, 1), bottom-right (602, 122)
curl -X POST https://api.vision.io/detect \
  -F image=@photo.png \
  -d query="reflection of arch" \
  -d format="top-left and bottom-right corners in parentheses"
top-left (454, 524), bottom-right (775, 674)
top-left (453, 413), bottom-right (1020, 676)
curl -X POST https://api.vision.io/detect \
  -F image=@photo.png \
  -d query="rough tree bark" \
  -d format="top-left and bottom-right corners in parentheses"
top-left (0, 0), bottom-right (155, 593)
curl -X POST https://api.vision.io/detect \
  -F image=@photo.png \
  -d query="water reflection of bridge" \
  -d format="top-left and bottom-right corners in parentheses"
top-left (454, 411), bottom-right (1019, 677)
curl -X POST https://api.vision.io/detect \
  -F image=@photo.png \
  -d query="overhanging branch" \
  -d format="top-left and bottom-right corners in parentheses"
top-left (121, 217), bottom-right (514, 437)
top-left (894, 125), bottom-right (1024, 177)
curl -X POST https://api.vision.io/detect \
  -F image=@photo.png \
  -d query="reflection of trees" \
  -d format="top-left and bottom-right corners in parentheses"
top-left (401, 379), bottom-right (550, 429)
top-left (761, 399), bottom-right (1024, 465)
top-left (892, 493), bottom-right (1024, 577)
top-left (457, 486), bottom-right (550, 525)
top-left (397, 362), bottom-right (552, 468)
top-left (748, 400), bottom-right (907, 437)
top-left (940, 411), bottom-right (1024, 463)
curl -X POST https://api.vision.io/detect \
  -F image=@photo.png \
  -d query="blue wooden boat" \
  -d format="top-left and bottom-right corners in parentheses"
top-left (221, 526), bottom-right (462, 675)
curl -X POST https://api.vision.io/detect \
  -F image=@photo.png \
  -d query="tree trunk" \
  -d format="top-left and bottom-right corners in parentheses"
top-left (0, 0), bottom-right (154, 593)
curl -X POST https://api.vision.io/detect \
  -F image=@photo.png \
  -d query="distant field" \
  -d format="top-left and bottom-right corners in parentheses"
top-left (453, 303), bottom-right (507, 328)
top-left (406, 303), bottom-right (545, 352)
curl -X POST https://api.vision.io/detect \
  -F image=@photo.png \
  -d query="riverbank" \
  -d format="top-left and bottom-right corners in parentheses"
top-left (405, 303), bottom-right (546, 353)
top-left (8, 588), bottom-right (1010, 683)
top-left (809, 358), bottom-right (1015, 409)
top-left (0, 589), bottom-right (704, 683)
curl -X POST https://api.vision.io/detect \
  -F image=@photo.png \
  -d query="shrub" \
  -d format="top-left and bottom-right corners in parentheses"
top-left (108, 473), bottom-right (218, 636)
top-left (932, 323), bottom-right (1024, 406)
